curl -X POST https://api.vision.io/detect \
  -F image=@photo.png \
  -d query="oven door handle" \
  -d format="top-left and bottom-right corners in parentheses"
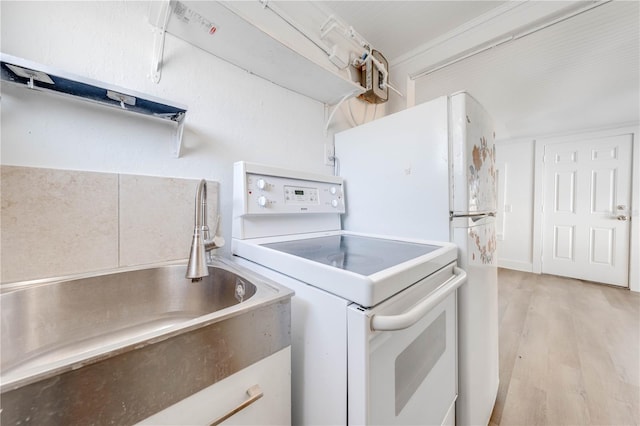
top-left (370, 267), bottom-right (467, 332)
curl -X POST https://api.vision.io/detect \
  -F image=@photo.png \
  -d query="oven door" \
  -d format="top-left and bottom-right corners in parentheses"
top-left (347, 263), bottom-right (465, 425)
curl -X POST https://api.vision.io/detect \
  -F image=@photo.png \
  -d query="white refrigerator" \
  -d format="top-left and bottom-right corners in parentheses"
top-left (335, 91), bottom-right (499, 426)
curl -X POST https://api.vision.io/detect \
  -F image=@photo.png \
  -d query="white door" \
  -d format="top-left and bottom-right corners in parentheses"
top-left (542, 134), bottom-right (633, 287)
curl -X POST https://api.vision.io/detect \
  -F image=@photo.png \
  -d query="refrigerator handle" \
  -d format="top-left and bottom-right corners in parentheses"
top-left (450, 212), bottom-right (496, 220)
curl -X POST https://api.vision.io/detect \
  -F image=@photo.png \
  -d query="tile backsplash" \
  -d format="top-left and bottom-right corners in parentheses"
top-left (1, 166), bottom-right (219, 283)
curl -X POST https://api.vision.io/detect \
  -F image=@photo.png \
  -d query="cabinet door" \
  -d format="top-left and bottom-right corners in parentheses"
top-left (137, 347), bottom-right (291, 425)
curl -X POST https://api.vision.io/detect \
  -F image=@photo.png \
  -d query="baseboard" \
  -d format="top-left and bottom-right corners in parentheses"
top-left (497, 259), bottom-right (533, 273)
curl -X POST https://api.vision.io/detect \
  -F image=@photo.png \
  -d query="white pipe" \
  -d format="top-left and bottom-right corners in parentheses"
top-left (368, 51), bottom-right (405, 98)
top-left (325, 91), bottom-right (359, 135)
top-left (347, 98), bottom-right (360, 126)
top-left (260, 0), bottom-right (333, 56)
top-left (320, 19), bottom-right (339, 40)
top-left (345, 67), bottom-right (362, 127)
top-left (513, 0), bottom-right (611, 40)
top-left (369, 53), bottom-right (389, 88)
top-left (385, 81), bottom-right (404, 97)
top-left (410, 36), bottom-right (513, 80)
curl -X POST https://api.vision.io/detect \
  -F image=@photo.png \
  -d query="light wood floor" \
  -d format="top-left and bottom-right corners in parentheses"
top-left (489, 269), bottom-right (640, 426)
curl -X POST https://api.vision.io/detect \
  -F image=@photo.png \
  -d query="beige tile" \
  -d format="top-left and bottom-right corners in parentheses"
top-left (1, 166), bottom-right (119, 282)
top-left (119, 175), bottom-right (219, 267)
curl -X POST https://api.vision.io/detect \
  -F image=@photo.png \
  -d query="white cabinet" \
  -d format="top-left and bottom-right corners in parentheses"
top-left (138, 347), bottom-right (291, 425)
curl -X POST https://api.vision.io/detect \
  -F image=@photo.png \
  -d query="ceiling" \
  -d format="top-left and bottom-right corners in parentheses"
top-left (317, 1), bottom-right (506, 63)
top-left (313, 0), bottom-right (640, 140)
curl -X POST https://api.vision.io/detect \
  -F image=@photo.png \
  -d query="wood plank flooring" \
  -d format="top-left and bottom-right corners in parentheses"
top-left (490, 269), bottom-right (640, 426)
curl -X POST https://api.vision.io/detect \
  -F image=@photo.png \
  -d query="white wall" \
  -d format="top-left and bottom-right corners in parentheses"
top-left (495, 139), bottom-right (535, 272)
top-left (0, 1), bottom-right (338, 253)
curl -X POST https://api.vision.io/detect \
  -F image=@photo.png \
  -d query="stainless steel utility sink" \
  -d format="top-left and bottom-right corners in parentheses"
top-left (2, 261), bottom-right (257, 382)
top-left (0, 258), bottom-right (292, 425)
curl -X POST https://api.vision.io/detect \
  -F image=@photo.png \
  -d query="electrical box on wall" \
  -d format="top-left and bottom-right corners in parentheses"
top-left (358, 50), bottom-right (388, 104)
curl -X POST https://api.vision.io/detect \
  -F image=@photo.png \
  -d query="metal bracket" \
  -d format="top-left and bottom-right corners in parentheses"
top-left (173, 118), bottom-right (185, 158)
top-left (151, 0), bottom-right (172, 84)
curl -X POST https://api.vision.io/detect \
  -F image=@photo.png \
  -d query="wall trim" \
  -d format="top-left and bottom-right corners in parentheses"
top-left (498, 260), bottom-right (533, 273)
top-left (388, 1), bottom-right (588, 113)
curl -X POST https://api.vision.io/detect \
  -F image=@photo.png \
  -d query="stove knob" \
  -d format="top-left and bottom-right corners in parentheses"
top-left (331, 199), bottom-right (339, 208)
top-left (257, 196), bottom-right (268, 207)
top-left (256, 179), bottom-right (267, 190)
top-left (330, 186), bottom-right (337, 195)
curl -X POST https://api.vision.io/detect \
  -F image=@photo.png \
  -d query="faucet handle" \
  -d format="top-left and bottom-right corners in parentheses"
top-left (213, 235), bottom-right (226, 248)
top-left (212, 215), bottom-right (225, 247)
top-left (204, 215), bottom-right (225, 250)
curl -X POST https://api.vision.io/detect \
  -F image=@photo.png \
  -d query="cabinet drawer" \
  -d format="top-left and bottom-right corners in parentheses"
top-left (138, 347), bottom-right (291, 425)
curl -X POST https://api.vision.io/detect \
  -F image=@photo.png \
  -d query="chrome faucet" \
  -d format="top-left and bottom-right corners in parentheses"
top-left (186, 179), bottom-right (224, 280)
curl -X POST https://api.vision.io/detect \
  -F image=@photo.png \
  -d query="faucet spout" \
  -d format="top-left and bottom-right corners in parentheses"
top-left (186, 179), bottom-right (223, 280)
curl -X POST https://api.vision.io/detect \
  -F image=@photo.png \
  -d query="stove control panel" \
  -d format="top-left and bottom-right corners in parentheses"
top-left (234, 162), bottom-right (345, 216)
top-left (245, 173), bottom-right (344, 214)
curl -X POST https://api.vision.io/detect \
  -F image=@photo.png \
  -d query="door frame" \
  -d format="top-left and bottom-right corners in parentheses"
top-left (532, 124), bottom-right (639, 291)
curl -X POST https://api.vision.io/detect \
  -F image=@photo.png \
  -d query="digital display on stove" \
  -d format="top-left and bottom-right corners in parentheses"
top-left (262, 234), bottom-right (440, 276)
top-left (284, 185), bottom-right (318, 205)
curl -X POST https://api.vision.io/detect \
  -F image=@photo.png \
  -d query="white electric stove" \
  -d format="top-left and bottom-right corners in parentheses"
top-left (231, 161), bottom-right (466, 426)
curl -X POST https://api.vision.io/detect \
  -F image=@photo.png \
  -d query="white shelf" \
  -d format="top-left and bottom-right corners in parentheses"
top-left (150, 1), bottom-right (364, 106)
top-left (0, 53), bottom-right (188, 157)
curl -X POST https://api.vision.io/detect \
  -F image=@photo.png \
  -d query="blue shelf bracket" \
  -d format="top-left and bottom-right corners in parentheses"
top-left (1, 52), bottom-right (188, 158)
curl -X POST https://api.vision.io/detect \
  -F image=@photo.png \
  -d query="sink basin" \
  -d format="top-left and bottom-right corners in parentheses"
top-left (1, 258), bottom-right (293, 425)
top-left (2, 261), bottom-right (256, 382)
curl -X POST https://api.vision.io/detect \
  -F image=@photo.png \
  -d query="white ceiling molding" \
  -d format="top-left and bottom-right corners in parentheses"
top-left (390, 1), bottom-right (524, 67)
top-left (393, 1), bottom-right (591, 71)
top-left (408, 1), bottom-right (610, 80)
top-left (387, 1), bottom-right (592, 112)
top-left (411, 1), bottom-right (639, 140)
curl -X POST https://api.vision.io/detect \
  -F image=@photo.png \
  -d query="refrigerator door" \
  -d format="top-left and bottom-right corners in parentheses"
top-left (451, 214), bottom-right (499, 426)
top-left (335, 96), bottom-right (451, 241)
top-left (449, 92), bottom-right (497, 215)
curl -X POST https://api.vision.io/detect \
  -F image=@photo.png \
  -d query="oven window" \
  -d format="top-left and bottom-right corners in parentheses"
top-left (395, 311), bottom-right (446, 415)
